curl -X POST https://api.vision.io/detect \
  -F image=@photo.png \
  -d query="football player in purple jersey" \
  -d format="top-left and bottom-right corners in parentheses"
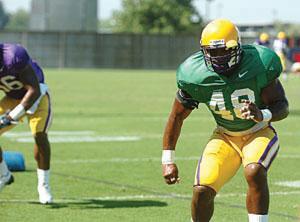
top-left (0, 43), bottom-right (53, 204)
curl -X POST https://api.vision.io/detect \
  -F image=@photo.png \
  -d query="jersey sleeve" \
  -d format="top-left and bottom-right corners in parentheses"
top-left (267, 52), bottom-right (282, 82)
top-left (11, 45), bottom-right (30, 72)
top-left (258, 51), bottom-right (282, 89)
top-left (176, 64), bottom-right (185, 89)
top-left (176, 63), bottom-right (203, 106)
top-left (176, 89), bottom-right (199, 110)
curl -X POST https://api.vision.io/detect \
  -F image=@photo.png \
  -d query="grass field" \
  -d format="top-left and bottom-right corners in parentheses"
top-left (0, 69), bottom-right (299, 222)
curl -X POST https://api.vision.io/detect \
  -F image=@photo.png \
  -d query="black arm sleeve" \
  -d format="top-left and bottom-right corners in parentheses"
top-left (176, 89), bottom-right (199, 110)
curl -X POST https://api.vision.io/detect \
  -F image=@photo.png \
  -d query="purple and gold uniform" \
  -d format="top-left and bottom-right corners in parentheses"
top-left (0, 43), bottom-right (52, 135)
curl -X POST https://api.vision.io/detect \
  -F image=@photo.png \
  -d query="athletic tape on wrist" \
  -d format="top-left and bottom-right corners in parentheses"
top-left (261, 109), bottom-right (272, 122)
top-left (162, 150), bottom-right (175, 164)
top-left (9, 104), bottom-right (25, 120)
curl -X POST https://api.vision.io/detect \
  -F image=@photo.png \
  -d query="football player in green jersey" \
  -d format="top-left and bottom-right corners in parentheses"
top-left (162, 19), bottom-right (289, 222)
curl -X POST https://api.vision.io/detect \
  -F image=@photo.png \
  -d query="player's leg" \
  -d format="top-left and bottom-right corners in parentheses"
top-left (191, 185), bottom-right (216, 222)
top-left (242, 126), bottom-right (279, 222)
top-left (191, 131), bottom-right (242, 222)
top-left (0, 96), bottom-right (20, 191)
top-left (34, 132), bottom-right (51, 170)
top-left (27, 93), bottom-right (53, 204)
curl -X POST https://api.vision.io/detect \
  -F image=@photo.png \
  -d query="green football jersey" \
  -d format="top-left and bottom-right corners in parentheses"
top-left (176, 44), bottom-right (282, 132)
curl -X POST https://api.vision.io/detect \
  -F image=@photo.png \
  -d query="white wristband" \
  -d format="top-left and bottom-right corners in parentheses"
top-left (9, 104), bottom-right (25, 120)
top-left (261, 109), bottom-right (272, 122)
top-left (162, 150), bottom-right (175, 164)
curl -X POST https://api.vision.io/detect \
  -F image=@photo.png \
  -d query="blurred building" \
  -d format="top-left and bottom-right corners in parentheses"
top-left (30, 0), bottom-right (97, 32)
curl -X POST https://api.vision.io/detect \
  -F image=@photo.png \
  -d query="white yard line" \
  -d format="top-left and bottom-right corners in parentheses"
top-left (3, 131), bottom-right (141, 143)
top-left (13, 136), bottom-right (141, 143)
top-left (4, 131), bottom-right (96, 137)
top-left (0, 191), bottom-right (299, 203)
top-left (3, 129), bottom-right (300, 143)
top-left (275, 181), bottom-right (300, 188)
top-left (39, 154), bottom-right (300, 165)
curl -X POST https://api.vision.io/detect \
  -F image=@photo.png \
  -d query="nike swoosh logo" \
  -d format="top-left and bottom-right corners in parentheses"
top-left (238, 71), bottom-right (248, 78)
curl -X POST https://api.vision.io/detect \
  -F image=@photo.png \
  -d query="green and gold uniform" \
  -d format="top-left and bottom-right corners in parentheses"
top-left (176, 44), bottom-right (282, 192)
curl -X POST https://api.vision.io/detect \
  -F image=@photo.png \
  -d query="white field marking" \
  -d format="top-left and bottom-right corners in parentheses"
top-left (26, 154), bottom-right (300, 165)
top-left (3, 131), bottom-right (210, 138)
top-left (0, 191), bottom-right (299, 203)
top-left (4, 130), bottom-right (300, 139)
top-left (4, 131), bottom-right (96, 137)
top-left (3, 131), bottom-right (141, 143)
top-left (3, 130), bottom-right (300, 144)
top-left (80, 116), bottom-right (211, 121)
top-left (275, 181), bottom-right (300, 188)
top-left (13, 136), bottom-right (141, 143)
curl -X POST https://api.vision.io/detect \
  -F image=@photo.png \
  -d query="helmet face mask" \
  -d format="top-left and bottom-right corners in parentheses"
top-left (201, 44), bottom-right (242, 74)
top-left (200, 19), bottom-right (242, 75)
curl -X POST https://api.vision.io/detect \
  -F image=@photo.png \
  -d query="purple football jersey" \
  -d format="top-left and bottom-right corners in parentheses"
top-left (0, 43), bottom-right (45, 99)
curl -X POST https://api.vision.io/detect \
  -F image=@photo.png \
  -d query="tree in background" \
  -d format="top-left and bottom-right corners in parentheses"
top-left (0, 2), bottom-right (9, 29)
top-left (112, 0), bottom-right (203, 34)
top-left (98, 18), bottom-right (116, 33)
top-left (5, 9), bottom-right (30, 31)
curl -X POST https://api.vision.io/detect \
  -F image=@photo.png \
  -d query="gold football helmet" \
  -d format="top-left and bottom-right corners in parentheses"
top-left (277, 31), bottom-right (286, 40)
top-left (200, 19), bottom-right (242, 74)
top-left (259, 32), bottom-right (269, 42)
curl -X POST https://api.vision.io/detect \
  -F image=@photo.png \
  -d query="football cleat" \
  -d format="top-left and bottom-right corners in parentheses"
top-left (38, 183), bottom-right (53, 204)
top-left (0, 172), bottom-right (14, 191)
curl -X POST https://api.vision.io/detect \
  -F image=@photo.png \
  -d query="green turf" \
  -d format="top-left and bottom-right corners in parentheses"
top-left (0, 69), bottom-right (299, 222)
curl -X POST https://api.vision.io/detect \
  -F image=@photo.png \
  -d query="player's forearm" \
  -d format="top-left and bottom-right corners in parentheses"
top-left (20, 86), bottom-right (41, 110)
top-left (163, 99), bottom-right (193, 150)
top-left (8, 87), bottom-right (41, 121)
top-left (268, 99), bottom-right (289, 122)
top-left (163, 114), bottom-right (184, 150)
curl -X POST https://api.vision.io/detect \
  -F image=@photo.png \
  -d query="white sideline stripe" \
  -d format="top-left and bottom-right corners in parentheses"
top-left (5, 131), bottom-right (300, 136)
top-left (3, 131), bottom-right (141, 143)
top-left (3, 130), bottom-right (300, 144)
top-left (0, 191), bottom-right (299, 203)
top-left (275, 181), bottom-right (300, 188)
top-left (5, 131), bottom-right (96, 137)
top-left (15, 136), bottom-right (141, 143)
top-left (42, 154), bottom-right (300, 164)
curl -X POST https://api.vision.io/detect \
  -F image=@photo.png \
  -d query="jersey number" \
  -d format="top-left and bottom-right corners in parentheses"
top-left (0, 76), bottom-right (24, 93)
top-left (209, 88), bottom-right (255, 120)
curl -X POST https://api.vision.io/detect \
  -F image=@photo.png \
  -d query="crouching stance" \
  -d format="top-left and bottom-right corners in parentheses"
top-left (162, 19), bottom-right (289, 222)
top-left (0, 43), bottom-right (53, 204)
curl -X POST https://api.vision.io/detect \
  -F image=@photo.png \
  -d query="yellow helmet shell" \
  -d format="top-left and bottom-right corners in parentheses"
top-left (277, 31), bottom-right (286, 40)
top-left (200, 19), bottom-right (240, 49)
top-left (259, 33), bottom-right (269, 42)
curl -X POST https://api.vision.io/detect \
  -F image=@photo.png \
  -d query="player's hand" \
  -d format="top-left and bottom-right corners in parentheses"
top-left (240, 99), bottom-right (263, 122)
top-left (0, 114), bottom-right (17, 129)
top-left (162, 163), bottom-right (180, 185)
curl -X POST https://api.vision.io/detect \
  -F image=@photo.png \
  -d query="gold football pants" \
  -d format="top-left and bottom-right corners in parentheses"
top-left (194, 126), bottom-right (279, 192)
top-left (0, 94), bottom-right (52, 136)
